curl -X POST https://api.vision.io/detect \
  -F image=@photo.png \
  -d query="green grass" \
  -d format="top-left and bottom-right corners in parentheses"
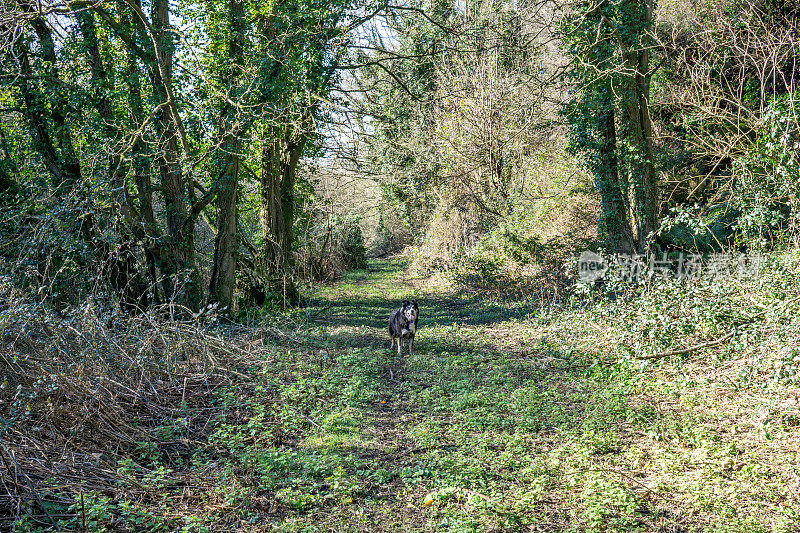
top-left (13, 256), bottom-right (800, 532)
top-left (178, 260), bottom-right (723, 531)
top-left (209, 257), bottom-right (800, 531)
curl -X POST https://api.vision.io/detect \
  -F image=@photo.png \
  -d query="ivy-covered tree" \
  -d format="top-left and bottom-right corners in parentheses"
top-left (562, 0), bottom-right (657, 253)
top-left (0, 0), bottom-right (372, 313)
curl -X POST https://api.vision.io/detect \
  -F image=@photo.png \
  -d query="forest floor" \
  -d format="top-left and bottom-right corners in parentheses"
top-left (200, 257), bottom-right (798, 532)
top-left (6, 257), bottom-right (800, 532)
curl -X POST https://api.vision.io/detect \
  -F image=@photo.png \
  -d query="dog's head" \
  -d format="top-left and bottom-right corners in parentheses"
top-left (402, 300), bottom-right (419, 322)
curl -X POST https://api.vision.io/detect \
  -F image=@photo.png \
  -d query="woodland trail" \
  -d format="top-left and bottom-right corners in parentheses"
top-left (281, 258), bottom-right (664, 531)
top-left (289, 257), bottom-right (570, 530)
top-left (249, 257), bottom-right (763, 531)
top-left (300, 258), bottom-right (515, 530)
top-left (5, 257), bottom-right (774, 531)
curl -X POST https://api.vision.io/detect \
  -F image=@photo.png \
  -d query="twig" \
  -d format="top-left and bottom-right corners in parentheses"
top-left (638, 331), bottom-right (735, 360)
top-left (461, 488), bottom-right (498, 504)
top-left (80, 490), bottom-right (87, 533)
top-left (0, 447), bottom-right (22, 507)
top-left (7, 449), bottom-right (58, 528)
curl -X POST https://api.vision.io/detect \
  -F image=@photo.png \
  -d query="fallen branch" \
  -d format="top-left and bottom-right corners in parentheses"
top-left (638, 331), bottom-right (735, 360)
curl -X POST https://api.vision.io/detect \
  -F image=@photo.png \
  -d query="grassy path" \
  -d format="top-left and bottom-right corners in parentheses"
top-left (240, 259), bottom-right (655, 532)
top-left (216, 258), bottom-right (797, 532)
top-left (8, 258), bottom-right (800, 532)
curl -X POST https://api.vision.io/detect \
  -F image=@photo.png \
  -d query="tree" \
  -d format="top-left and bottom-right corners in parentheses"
top-left (0, 0), bottom-right (382, 314)
top-left (209, 0), bottom-right (247, 312)
top-left (249, 0), bottom-right (351, 305)
top-left (562, 0), bottom-right (657, 253)
top-left (618, 0), bottom-right (657, 250)
top-left (356, 0), bottom-right (451, 240)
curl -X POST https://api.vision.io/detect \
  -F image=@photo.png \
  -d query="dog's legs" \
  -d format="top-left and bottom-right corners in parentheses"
top-left (397, 337), bottom-right (402, 356)
top-left (409, 336), bottom-right (413, 355)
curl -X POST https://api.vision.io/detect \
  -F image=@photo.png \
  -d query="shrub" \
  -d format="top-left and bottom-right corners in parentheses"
top-left (448, 209), bottom-right (571, 300)
top-left (733, 98), bottom-right (800, 249)
top-left (295, 214), bottom-right (368, 282)
top-left (0, 296), bottom-right (252, 530)
top-left (371, 207), bottom-right (414, 257)
top-left (654, 203), bottom-right (740, 253)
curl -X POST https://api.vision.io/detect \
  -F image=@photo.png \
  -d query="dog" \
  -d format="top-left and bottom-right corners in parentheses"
top-left (388, 300), bottom-right (419, 356)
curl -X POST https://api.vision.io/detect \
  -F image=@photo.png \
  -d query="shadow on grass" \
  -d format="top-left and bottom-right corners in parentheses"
top-left (251, 259), bottom-right (696, 533)
top-left (305, 295), bottom-right (539, 330)
top-left (307, 330), bottom-right (391, 351)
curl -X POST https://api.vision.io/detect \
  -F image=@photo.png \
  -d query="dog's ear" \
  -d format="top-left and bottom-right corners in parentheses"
top-left (402, 300), bottom-right (410, 307)
top-left (411, 299), bottom-right (418, 307)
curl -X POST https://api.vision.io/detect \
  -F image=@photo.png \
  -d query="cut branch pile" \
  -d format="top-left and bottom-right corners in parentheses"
top-left (0, 305), bottom-right (266, 529)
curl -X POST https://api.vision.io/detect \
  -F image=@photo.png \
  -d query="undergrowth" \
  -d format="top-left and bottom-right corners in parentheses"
top-left (3, 255), bottom-right (800, 531)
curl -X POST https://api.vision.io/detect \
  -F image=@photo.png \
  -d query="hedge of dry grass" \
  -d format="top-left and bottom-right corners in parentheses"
top-left (0, 299), bottom-right (268, 530)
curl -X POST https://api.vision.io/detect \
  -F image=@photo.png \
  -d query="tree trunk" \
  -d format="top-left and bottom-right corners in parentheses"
top-left (209, 139), bottom-right (240, 311)
top-left (258, 129), bottom-right (306, 305)
top-left (15, 41), bottom-right (63, 185)
top-left (27, 10), bottom-right (82, 189)
top-left (15, 4), bottom-right (82, 188)
top-left (619, 0), bottom-right (658, 252)
top-left (576, 1), bottom-right (636, 254)
top-left (149, 0), bottom-right (200, 308)
top-left (209, 0), bottom-right (247, 312)
top-left (595, 88), bottom-right (636, 254)
top-left (123, 6), bottom-right (160, 305)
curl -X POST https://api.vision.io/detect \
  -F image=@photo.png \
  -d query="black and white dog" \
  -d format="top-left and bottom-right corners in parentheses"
top-left (389, 300), bottom-right (419, 356)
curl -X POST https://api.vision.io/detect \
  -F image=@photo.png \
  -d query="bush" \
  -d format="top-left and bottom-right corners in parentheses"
top-left (569, 248), bottom-right (798, 363)
top-left (447, 209), bottom-right (571, 300)
top-left (0, 295), bottom-right (251, 530)
top-left (295, 214), bottom-right (368, 282)
top-left (654, 203), bottom-right (740, 253)
top-left (371, 208), bottom-right (414, 257)
top-left (733, 98), bottom-right (800, 249)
